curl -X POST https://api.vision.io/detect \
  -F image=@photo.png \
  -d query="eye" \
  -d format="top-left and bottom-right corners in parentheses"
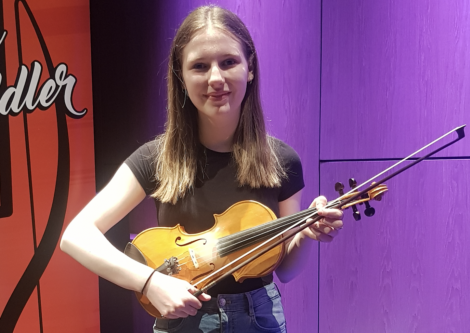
top-left (222, 58), bottom-right (237, 67)
top-left (192, 63), bottom-right (207, 70)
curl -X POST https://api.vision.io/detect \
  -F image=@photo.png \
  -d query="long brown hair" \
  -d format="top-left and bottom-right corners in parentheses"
top-left (152, 5), bottom-right (286, 204)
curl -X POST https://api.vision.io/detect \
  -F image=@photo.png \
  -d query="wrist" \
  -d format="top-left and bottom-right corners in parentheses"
top-left (141, 269), bottom-right (158, 295)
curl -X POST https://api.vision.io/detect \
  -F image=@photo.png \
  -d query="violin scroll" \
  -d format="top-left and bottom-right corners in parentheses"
top-left (334, 178), bottom-right (388, 220)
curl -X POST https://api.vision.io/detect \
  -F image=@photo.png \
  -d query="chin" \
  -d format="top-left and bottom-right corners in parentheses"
top-left (205, 104), bottom-right (231, 116)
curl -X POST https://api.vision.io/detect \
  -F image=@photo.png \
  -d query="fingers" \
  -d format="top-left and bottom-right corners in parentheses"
top-left (311, 221), bottom-right (339, 236)
top-left (197, 292), bottom-right (211, 302)
top-left (310, 195), bottom-right (327, 209)
top-left (318, 207), bottom-right (344, 220)
top-left (161, 286), bottom-right (210, 318)
top-left (303, 195), bottom-right (344, 242)
top-left (311, 208), bottom-right (343, 231)
top-left (163, 309), bottom-right (194, 319)
top-left (159, 291), bottom-right (201, 318)
top-left (161, 307), bottom-right (198, 319)
top-left (302, 223), bottom-right (335, 242)
top-left (318, 213), bottom-right (343, 229)
top-left (188, 285), bottom-right (211, 303)
top-left (310, 196), bottom-right (343, 228)
top-left (149, 275), bottom-right (209, 319)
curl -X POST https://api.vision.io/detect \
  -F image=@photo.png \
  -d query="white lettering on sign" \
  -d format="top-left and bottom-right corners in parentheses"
top-left (0, 31), bottom-right (86, 118)
top-left (0, 61), bottom-right (86, 117)
top-left (0, 30), bottom-right (6, 45)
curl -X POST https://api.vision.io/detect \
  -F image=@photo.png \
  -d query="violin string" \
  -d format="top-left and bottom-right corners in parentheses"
top-left (216, 210), bottom-right (317, 254)
top-left (176, 213), bottom-right (314, 269)
top-left (176, 250), bottom-right (217, 268)
top-left (171, 207), bottom-right (316, 267)
top-left (177, 178), bottom-right (381, 269)
top-left (175, 208), bottom-right (318, 268)
top-left (177, 225), bottom-right (289, 268)
top-left (177, 183), bottom-right (395, 270)
top-left (188, 183), bottom-right (380, 285)
top-left (176, 184), bottom-right (377, 269)
top-left (217, 207), bottom-right (317, 245)
top-left (189, 211), bottom-right (320, 287)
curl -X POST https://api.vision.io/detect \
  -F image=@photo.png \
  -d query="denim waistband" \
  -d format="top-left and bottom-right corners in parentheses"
top-left (205, 282), bottom-right (279, 313)
top-left (155, 282), bottom-right (281, 329)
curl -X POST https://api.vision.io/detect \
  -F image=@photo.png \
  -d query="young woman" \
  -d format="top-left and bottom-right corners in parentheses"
top-left (61, 5), bottom-right (343, 333)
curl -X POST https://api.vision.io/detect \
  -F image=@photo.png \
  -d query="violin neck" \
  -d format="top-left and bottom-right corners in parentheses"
top-left (216, 206), bottom-right (318, 257)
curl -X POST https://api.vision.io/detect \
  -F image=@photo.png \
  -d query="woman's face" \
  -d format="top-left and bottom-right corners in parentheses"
top-left (181, 28), bottom-right (251, 122)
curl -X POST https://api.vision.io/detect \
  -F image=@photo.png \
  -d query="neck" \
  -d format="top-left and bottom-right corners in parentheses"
top-left (198, 112), bottom-right (239, 152)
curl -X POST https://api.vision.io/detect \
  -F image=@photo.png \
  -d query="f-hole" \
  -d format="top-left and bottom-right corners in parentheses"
top-left (175, 236), bottom-right (207, 247)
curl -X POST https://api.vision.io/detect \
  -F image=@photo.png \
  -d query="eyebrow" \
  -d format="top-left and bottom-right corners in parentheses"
top-left (187, 53), bottom-right (242, 63)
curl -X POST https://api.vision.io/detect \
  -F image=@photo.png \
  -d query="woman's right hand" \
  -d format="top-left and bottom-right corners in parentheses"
top-left (144, 273), bottom-right (211, 319)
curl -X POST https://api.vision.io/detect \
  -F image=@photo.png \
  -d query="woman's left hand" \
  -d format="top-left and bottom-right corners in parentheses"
top-left (302, 196), bottom-right (343, 242)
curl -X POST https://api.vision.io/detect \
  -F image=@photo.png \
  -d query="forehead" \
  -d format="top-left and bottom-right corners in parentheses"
top-left (182, 28), bottom-right (245, 62)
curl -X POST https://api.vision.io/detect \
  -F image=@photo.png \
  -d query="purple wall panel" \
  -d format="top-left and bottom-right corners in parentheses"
top-left (233, 3), bottom-right (322, 331)
top-left (129, 2), bottom-right (323, 332)
top-left (321, 0), bottom-right (470, 160)
top-left (319, 160), bottom-right (470, 333)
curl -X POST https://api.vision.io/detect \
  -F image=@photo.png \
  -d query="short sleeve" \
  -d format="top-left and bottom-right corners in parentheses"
top-left (277, 140), bottom-right (305, 201)
top-left (124, 142), bottom-right (156, 196)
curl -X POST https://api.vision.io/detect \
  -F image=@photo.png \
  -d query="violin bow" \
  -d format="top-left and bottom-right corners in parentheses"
top-left (193, 124), bottom-right (466, 296)
top-left (329, 124), bottom-right (465, 209)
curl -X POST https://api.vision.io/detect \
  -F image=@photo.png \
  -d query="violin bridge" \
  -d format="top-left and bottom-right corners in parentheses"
top-left (189, 248), bottom-right (199, 269)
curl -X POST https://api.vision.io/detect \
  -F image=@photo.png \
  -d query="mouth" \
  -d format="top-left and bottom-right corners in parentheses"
top-left (205, 91), bottom-right (230, 100)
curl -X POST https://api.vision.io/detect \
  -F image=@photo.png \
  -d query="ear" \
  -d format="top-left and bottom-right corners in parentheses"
top-left (247, 53), bottom-right (255, 82)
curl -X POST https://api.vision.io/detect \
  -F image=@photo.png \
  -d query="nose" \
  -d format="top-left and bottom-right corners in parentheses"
top-left (208, 64), bottom-right (224, 87)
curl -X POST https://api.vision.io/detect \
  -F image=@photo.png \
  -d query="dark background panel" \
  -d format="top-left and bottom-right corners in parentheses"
top-left (90, 1), bottom-right (166, 331)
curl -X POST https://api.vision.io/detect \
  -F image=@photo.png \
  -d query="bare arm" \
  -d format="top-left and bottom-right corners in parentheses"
top-left (274, 190), bottom-right (343, 283)
top-left (60, 163), bottom-right (151, 291)
top-left (60, 163), bottom-right (210, 318)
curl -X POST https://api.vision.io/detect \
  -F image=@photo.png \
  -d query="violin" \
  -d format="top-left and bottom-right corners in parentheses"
top-left (125, 185), bottom-right (386, 318)
top-left (125, 125), bottom-right (465, 318)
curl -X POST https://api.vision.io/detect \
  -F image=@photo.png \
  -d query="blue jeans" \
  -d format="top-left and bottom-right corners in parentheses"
top-left (153, 283), bottom-right (287, 333)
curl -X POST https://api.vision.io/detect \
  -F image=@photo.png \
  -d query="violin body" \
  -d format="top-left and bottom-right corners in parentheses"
top-left (126, 200), bottom-right (286, 317)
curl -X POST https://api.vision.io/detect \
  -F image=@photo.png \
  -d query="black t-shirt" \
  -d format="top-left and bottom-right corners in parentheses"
top-left (125, 138), bottom-right (304, 295)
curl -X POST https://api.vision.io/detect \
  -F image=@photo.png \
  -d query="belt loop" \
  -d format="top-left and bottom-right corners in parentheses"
top-left (154, 317), bottom-right (176, 330)
top-left (244, 291), bottom-right (255, 317)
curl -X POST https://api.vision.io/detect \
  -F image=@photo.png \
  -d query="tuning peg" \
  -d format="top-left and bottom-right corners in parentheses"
top-left (335, 182), bottom-right (345, 196)
top-left (360, 193), bottom-right (375, 217)
top-left (349, 178), bottom-right (357, 189)
top-left (364, 202), bottom-right (375, 217)
top-left (348, 178), bottom-right (361, 220)
top-left (351, 205), bottom-right (361, 221)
